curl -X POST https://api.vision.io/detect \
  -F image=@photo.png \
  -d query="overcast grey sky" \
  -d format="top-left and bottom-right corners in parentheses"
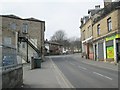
top-left (0, 0), bottom-right (107, 40)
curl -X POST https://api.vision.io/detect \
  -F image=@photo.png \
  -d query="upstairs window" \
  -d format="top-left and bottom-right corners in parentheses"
top-left (97, 24), bottom-right (100, 36)
top-left (22, 42), bottom-right (26, 48)
top-left (22, 23), bottom-right (28, 33)
top-left (88, 25), bottom-right (92, 37)
top-left (83, 30), bottom-right (85, 40)
top-left (4, 37), bottom-right (11, 45)
top-left (10, 23), bottom-right (16, 30)
top-left (107, 17), bottom-right (112, 32)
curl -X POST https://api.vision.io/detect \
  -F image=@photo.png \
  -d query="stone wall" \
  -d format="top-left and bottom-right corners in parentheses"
top-left (2, 65), bottom-right (23, 88)
top-left (93, 10), bottom-right (119, 39)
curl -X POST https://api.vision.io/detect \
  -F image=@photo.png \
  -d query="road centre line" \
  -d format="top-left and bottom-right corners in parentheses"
top-left (93, 72), bottom-right (113, 80)
top-left (69, 62), bottom-right (75, 65)
top-left (78, 66), bottom-right (87, 70)
top-left (81, 61), bottom-right (118, 71)
top-left (67, 60), bottom-right (87, 70)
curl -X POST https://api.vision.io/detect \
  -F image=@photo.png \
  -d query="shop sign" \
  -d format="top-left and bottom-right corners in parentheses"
top-left (106, 34), bottom-right (120, 41)
top-left (107, 46), bottom-right (114, 59)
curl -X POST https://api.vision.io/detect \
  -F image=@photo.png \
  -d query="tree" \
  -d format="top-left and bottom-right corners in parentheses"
top-left (68, 37), bottom-right (82, 52)
top-left (50, 30), bottom-right (67, 44)
top-left (50, 30), bottom-right (82, 53)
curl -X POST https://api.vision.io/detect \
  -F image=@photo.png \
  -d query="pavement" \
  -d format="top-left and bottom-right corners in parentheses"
top-left (22, 57), bottom-right (74, 88)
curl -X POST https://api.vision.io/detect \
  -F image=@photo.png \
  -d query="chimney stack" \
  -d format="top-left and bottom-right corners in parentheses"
top-left (104, 0), bottom-right (112, 7)
top-left (95, 5), bottom-right (100, 9)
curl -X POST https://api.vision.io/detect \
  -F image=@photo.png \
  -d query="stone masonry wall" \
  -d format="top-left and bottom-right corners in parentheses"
top-left (2, 66), bottom-right (23, 88)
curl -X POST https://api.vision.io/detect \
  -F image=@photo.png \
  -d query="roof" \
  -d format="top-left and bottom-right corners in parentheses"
top-left (0, 14), bottom-right (22, 19)
top-left (88, 8), bottom-right (102, 16)
top-left (23, 18), bottom-right (45, 23)
top-left (0, 14), bottom-right (45, 23)
top-left (93, 1), bottom-right (120, 24)
top-left (45, 41), bottom-right (63, 46)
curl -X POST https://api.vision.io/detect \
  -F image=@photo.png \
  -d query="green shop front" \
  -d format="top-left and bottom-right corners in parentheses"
top-left (105, 34), bottom-right (120, 62)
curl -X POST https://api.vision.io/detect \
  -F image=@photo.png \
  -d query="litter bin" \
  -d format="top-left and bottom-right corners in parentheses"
top-left (34, 57), bottom-right (41, 68)
top-left (31, 57), bottom-right (35, 69)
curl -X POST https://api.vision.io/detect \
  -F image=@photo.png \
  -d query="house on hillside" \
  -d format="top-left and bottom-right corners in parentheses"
top-left (45, 40), bottom-right (63, 55)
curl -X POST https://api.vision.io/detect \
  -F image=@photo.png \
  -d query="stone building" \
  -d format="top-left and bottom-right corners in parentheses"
top-left (0, 14), bottom-right (45, 88)
top-left (93, 1), bottom-right (120, 63)
top-left (18, 17), bottom-right (45, 62)
top-left (0, 15), bottom-right (23, 88)
top-left (80, 0), bottom-right (120, 63)
top-left (80, 5), bottom-right (102, 60)
top-left (45, 40), bottom-right (63, 55)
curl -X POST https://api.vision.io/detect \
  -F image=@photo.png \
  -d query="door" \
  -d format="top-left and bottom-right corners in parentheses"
top-left (98, 42), bottom-right (104, 60)
top-left (116, 42), bottom-right (120, 62)
top-left (95, 44), bottom-right (97, 61)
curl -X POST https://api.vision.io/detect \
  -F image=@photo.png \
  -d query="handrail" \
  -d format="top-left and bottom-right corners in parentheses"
top-left (27, 34), bottom-right (41, 49)
top-left (28, 38), bottom-right (38, 49)
top-left (19, 33), bottom-right (42, 54)
top-left (17, 50), bottom-right (27, 61)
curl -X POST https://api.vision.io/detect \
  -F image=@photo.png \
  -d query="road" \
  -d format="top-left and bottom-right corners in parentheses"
top-left (49, 54), bottom-right (118, 88)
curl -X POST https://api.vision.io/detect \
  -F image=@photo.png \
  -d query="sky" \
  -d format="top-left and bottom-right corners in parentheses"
top-left (0, 0), bottom-right (107, 40)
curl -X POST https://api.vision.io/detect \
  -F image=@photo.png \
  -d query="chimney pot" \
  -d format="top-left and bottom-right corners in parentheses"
top-left (95, 5), bottom-right (100, 9)
top-left (104, 0), bottom-right (112, 7)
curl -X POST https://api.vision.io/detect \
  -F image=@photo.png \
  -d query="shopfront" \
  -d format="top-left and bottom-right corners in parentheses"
top-left (105, 34), bottom-right (120, 62)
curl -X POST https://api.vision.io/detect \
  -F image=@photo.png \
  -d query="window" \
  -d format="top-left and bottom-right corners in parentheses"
top-left (83, 30), bottom-right (85, 40)
top-left (107, 17), bottom-right (112, 32)
top-left (4, 37), bottom-right (11, 45)
top-left (22, 23), bottom-right (28, 33)
top-left (97, 24), bottom-right (100, 36)
top-left (22, 42), bottom-right (26, 48)
top-left (88, 25), bottom-right (91, 37)
top-left (10, 23), bottom-right (16, 30)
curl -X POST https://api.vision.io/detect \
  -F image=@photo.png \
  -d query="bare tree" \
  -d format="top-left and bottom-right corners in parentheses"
top-left (50, 30), bottom-right (67, 44)
top-left (50, 30), bottom-right (81, 53)
top-left (68, 37), bottom-right (82, 53)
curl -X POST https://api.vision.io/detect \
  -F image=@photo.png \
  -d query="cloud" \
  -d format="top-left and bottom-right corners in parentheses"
top-left (1, 0), bottom-right (104, 40)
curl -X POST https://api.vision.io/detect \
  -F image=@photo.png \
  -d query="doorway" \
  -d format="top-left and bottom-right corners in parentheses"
top-left (116, 41), bottom-right (120, 62)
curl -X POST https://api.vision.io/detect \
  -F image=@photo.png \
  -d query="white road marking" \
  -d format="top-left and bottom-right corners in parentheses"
top-left (69, 62), bottom-right (75, 65)
top-left (78, 66), bottom-right (87, 70)
top-left (50, 58), bottom-right (74, 88)
top-left (93, 72), bottom-right (113, 80)
top-left (82, 61), bottom-right (96, 66)
top-left (65, 60), bottom-right (68, 62)
top-left (81, 61), bottom-right (118, 71)
top-left (55, 75), bottom-right (62, 88)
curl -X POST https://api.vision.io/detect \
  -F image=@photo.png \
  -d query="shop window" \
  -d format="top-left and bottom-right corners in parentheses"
top-left (106, 46), bottom-right (114, 59)
top-left (107, 17), bottom-right (112, 32)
